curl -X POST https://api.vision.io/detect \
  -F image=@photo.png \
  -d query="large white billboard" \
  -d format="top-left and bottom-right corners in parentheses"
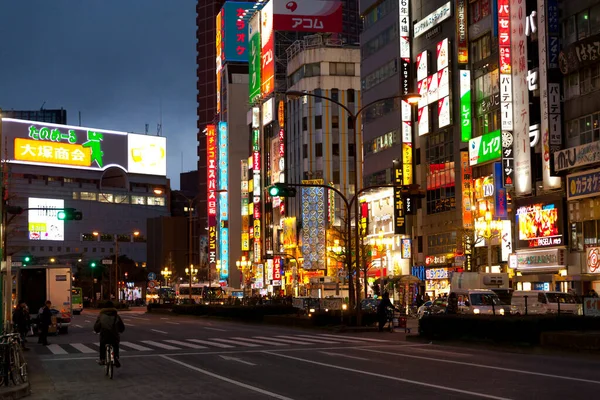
top-left (127, 134), bottom-right (167, 176)
top-left (28, 198), bottom-right (64, 241)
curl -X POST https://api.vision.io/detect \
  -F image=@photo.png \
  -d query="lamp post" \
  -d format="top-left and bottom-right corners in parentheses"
top-left (185, 266), bottom-right (198, 302)
top-left (285, 91), bottom-right (421, 318)
top-left (236, 256), bottom-right (251, 297)
top-left (93, 230), bottom-right (139, 302)
top-left (474, 205), bottom-right (503, 271)
top-left (161, 267), bottom-right (172, 287)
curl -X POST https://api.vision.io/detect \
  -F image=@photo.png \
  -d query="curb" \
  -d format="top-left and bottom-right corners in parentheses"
top-left (0, 383), bottom-right (30, 400)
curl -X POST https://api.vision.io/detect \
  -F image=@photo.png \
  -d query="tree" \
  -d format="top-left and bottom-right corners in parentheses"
top-left (326, 216), bottom-right (355, 308)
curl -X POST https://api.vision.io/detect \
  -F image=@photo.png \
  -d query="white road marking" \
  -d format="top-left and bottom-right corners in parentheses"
top-left (84, 320), bottom-right (91, 323)
top-left (151, 329), bottom-right (168, 334)
top-left (141, 340), bottom-right (180, 350)
top-left (127, 316), bottom-right (150, 321)
top-left (358, 348), bottom-right (600, 386)
top-left (318, 334), bottom-right (391, 343)
top-left (204, 327), bottom-right (226, 332)
top-left (219, 355), bottom-right (257, 366)
top-left (160, 317), bottom-right (169, 320)
top-left (187, 339), bottom-right (233, 348)
top-left (164, 340), bottom-right (207, 349)
top-left (74, 325), bottom-right (83, 328)
top-left (276, 335), bottom-right (339, 344)
top-left (46, 344), bottom-right (68, 355)
top-left (253, 336), bottom-right (314, 345)
top-left (162, 355), bottom-right (294, 399)
top-left (265, 352), bottom-right (510, 400)
top-left (210, 338), bottom-right (261, 347)
top-left (320, 351), bottom-right (369, 361)
top-left (230, 337), bottom-right (287, 346)
top-left (120, 342), bottom-right (152, 351)
top-left (70, 343), bottom-right (96, 354)
top-left (309, 335), bottom-right (362, 343)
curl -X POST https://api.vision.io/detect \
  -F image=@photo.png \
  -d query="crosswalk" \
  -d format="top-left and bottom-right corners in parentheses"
top-left (36, 334), bottom-right (391, 356)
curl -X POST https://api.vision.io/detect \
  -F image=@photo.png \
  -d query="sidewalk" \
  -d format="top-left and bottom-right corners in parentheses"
top-left (0, 382), bottom-right (29, 400)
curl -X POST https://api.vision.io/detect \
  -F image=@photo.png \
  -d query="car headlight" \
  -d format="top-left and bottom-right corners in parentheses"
top-left (499, 308), bottom-right (505, 315)
top-left (309, 308), bottom-right (315, 313)
top-left (473, 308), bottom-right (480, 314)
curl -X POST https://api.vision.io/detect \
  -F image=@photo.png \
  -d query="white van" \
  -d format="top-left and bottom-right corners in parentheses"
top-left (450, 289), bottom-right (510, 315)
top-left (511, 291), bottom-right (580, 315)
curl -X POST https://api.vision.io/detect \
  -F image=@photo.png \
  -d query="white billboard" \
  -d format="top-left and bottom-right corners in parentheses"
top-left (127, 134), bottom-right (167, 176)
top-left (28, 198), bottom-right (65, 241)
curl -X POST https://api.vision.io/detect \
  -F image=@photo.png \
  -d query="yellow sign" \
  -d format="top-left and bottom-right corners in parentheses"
top-left (278, 100), bottom-right (285, 127)
top-left (254, 219), bottom-right (261, 240)
top-left (14, 138), bottom-right (91, 167)
top-left (241, 233), bottom-right (250, 251)
top-left (402, 143), bottom-right (412, 185)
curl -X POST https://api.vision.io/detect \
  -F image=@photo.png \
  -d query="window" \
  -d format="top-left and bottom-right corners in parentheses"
top-left (148, 197), bottom-right (165, 206)
top-left (469, 0), bottom-right (491, 25)
top-left (348, 89), bottom-right (355, 103)
top-left (564, 71), bottom-right (580, 99)
top-left (72, 192), bottom-right (79, 200)
top-left (330, 62), bottom-right (355, 76)
top-left (427, 232), bottom-right (457, 255)
top-left (131, 196), bottom-right (146, 205)
top-left (315, 143), bottom-right (323, 157)
top-left (592, 4), bottom-right (600, 35)
top-left (363, 0), bottom-right (397, 30)
top-left (364, 98), bottom-right (398, 123)
top-left (81, 233), bottom-right (96, 242)
top-left (362, 59), bottom-right (398, 91)
top-left (332, 143), bottom-right (340, 156)
top-left (315, 115), bottom-right (322, 130)
top-left (471, 33), bottom-right (494, 63)
top-left (332, 115), bottom-right (339, 129)
top-left (578, 10), bottom-right (590, 40)
top-left (80, 192), bottom-right (97, 201)
top-left (331, 89), bottom-right (339, 102)
top-left (568, 113), bottom-right (600, 145)
top-left (563, 15), bottom-right (577, 45)
top-left (99, 193), bottom-right (114, 203)
top-left (333, 170), bottom-right (340, 184)
top-left (302, 117), bottom-right (307, 131)
top-left (362, 23), bottom-right (398, 60)
top-left (474, 69), bottom-right (499, 102)
top-left (303, 144), bottom-right (308, 158)
top-left (305, 63), bottom-right (320, 77)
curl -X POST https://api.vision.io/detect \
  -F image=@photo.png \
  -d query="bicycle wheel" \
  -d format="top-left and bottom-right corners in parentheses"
top-left (9, 345), bottom-right (22, 385)
top-left (104, 346), bottom-right (110, 377)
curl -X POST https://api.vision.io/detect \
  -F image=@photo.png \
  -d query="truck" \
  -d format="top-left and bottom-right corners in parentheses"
top-left (450, 272), bottom-right (512, 304)
top-left (18, 266), bottom-right (73, 333)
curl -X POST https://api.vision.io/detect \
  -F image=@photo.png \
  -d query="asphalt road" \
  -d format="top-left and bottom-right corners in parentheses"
top-left (24, 309), bottom-right (600, 400)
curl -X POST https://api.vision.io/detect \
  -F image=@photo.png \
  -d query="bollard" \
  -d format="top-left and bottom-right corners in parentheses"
top-left (524, 295), bottom-right (528, 315)
top-left (557, 300), bottom-right (561, 315)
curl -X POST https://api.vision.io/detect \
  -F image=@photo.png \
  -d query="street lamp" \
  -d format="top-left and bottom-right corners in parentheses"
top-left (161, 267), bottom-right (172, 287)
top-left (236, 256), bottom-right (251, 297)
top-left (285, 90), bottom-right (422, 316)
top-left (185, 266), bottom-right (198, 302)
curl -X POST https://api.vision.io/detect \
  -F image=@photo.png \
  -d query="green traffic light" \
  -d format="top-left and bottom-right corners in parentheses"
top-left (269, 186), bottom-right (280, 196)
top-left (57, 210), bottom-right (67, 220)
top-left (24, 256), bottom-right (31, 262)
top-left (90, 262), bottom-right (96, 268)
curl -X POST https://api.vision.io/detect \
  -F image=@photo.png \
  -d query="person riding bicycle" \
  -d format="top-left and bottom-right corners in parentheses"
top-left (94, 301), bottom-right (125, 368)
top-left (377, 292), bottom-right (399, 332)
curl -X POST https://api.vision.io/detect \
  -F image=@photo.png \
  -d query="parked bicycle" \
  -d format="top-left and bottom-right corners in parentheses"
top-left (0, 333), bottom-right (28, 386)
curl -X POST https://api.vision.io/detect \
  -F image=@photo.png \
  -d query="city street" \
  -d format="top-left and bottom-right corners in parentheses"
top-left (23, 310), bottom-right (600, 400)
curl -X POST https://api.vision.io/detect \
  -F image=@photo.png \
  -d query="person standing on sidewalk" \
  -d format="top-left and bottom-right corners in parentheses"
top-left (37, 300), bottom-right (52, 346)
top-left (12, 301), bottom-right (30, 351)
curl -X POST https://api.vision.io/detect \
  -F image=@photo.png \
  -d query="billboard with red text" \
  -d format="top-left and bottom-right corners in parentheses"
top-left (272, 0), bottom-right (342, 33)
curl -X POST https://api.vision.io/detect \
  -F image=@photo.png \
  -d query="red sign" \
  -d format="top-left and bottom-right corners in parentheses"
top-left (272, 0), bottom-right (342, 33)
top-left (252, 151), bottom-right (261, 171)
top-left (498, 0), bottom-right (511, 74)
top-left (261, 1), bottom-right (275, 96)
top-left (273, 256), bottom-right (282, 280)
top-left (206, 124), bottom-right (217, 271)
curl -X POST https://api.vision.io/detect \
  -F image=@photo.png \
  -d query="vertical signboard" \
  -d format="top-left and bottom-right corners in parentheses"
top-left (460, 70), bottom-right (471, 142)
top-left (206, 125), bottom-right (217, 272)
top-left (278, 100), bottom-right (286, 215)
top-left (218, 122), bottom-right (229, 280)
top-left (538, 0), bottom-right (561, 190)
top-left (261, 0), bottom-right (275, 97)
top-left (248, 12), bottom-right (261, 103)
top-left (241, 159), bottom-right (250, 251)
top-left (460, 151), bottom-right (473, 229)
top-left (399, 0), bottom-right (412, 188)
top-left (216, 10), bottom-right (223, 114)
top-left (498, 0), bottom-right (514, 187)
top-left (494, 162), bottom-right (508, 219)
top-left (222, 2), bottom-right (253, 62)
top-left (393, 160), bottom-right (406, 235)
top-left (456, 0), bottom-right (468, 64)
top-left (511, 0), bottom-right (532, 196)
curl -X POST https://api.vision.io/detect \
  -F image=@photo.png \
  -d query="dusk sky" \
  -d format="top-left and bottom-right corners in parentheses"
top-left (0, 0), bottom-right (198, 189)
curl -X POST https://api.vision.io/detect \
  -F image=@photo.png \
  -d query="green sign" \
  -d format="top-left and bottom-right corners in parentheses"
top-left (248, 12), bottom-right (261, 104)
top-left (460, 70), bottom-right (472, 142)
top-left (468, 130), bottom-right (501, 166)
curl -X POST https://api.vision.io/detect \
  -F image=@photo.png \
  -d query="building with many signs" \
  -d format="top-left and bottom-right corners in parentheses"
top-left (2, 118), bottom-right (169, 277)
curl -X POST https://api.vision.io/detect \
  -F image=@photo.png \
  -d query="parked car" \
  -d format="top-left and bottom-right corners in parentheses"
top-left (31, 308), bottom-right (71, 334)
top-left (511, 291), bottom-right (581, 315)
top-left (451, 289), bottom-right (510, 315)
top-left (417, 300), bottom-right (433, 319)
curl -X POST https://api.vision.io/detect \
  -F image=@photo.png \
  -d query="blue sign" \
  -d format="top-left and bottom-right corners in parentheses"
top-left (494, 162), bottom-right (508, 219)
top-left (547, 0), bottom-right (560, 68)
top-left (567, 169), bottom-right (600, 201)
top-left (147, 272), bottom-right (156, 281)
top-left (411, 266), bottom-right (426, 282)
top-left (217, 121), bottom-right (229, 280)
top-left (219, 2), bottom-right (255, 64)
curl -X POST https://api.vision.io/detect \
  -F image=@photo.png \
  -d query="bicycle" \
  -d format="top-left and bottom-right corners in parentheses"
top-left (385, 308), bottom-right (396, 332)
top-left (0, 333), bottom-right (28, 386)
top-left (104, 344), bottom-right (114, 379)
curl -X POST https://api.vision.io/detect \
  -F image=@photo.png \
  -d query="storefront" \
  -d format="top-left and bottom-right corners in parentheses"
top-left (511, 249), bottom-right (569, 292)
top-left (584, 247), bottom-right (600, 295)
top-left (424, 267), bottom-right (450, 298)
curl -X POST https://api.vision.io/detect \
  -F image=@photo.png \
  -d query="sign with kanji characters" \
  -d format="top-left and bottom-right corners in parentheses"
top-left (207, 124), bottom-right (218, 271)
top-left (393, 160), bottom-right (406, 235)
top-left (469, 130), bottom-right (502, 166)
top-left (248, 12), bottom-right (261, 103)
top-left (260, 0), bottom-right (275, 97)
top-left (6, 119), bottom-right (166, 176)
top-left (567, 168), bottom-right (600, 201)
top-left (456, 0), bottom-right (468, 63)
top-left (218, 2), bottom-right (254, 64)
top-left (459, 70), bottom-right (471, 142)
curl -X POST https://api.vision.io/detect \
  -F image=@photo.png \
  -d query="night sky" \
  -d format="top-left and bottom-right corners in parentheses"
top-left (0, 0), bottom-right (198, 189)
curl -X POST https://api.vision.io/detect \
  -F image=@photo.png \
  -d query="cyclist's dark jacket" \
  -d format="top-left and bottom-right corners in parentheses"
top-left (94, 308), bottom-right (125, 342)
top-left (377, 298), bottom-right (393, 316)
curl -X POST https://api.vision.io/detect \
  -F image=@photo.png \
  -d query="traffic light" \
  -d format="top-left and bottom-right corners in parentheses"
top-left (57, 208), bottom-right (83, 221)
top-left (268, 183), bottom-right (296, 197)
top-left (90, 261), bottom-right (97, 268)
top-left (24, 256), bottom-right (31, 263)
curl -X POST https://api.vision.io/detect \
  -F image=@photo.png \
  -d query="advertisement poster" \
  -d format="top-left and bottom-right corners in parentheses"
top-left (248, 12), bottom-right (261, 103)
top-left (469, 130), bottom-right (502, 166)
top-left (459, 70), bottom-right (471, 142)
top-left (28, 198), bottom-right (65, 241)
top-left (516, 201), bottom-right (563, 248)
top-left (260, 0), bottom-right (275, 97)
top-left (272, 0), bottom-right (342, 33)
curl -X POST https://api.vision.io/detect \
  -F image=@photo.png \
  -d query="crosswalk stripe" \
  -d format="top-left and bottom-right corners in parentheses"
top-left (209, 338), bottom-right (261, 347)
top-left (308, 335), bottom-right (363, 343)
top-left (253, 336), bottom-right (314, 345)
top-left (70, 343), bottom-right (96, 354)
top-left (186, 339), bottom-right (233, 348)
top-left (120, 342), bottom-right (152, 351)
top-left (46, 344), bottom-right (68, 355)
top-left (229, 337), bottom-right (287, 346)
top-left (164, 340), bottom-right (207, 349)
top-left (141, 340), bottom-right (181, 350)
top-left (318, 334), bottom-right (391, 343)
top-left (276, 335), bottom-right (340, 344)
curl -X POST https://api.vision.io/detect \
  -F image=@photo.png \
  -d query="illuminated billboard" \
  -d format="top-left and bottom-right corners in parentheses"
top-left (248, 12), bottom-right (261, 103)
top-left (218, 2), bottom-right (255, 63)
top-left (260, 0), bottom-right (275, 97)
top-left (28, 198), bottom-right (64, 241)
top-left (469, 130), bottom-right (501, 166)
top-left (272, 0), bottom-right (342, 33)
top-left (207, 125), bottom-right (217, 271)
top-left (4, 119), bottom-right (166, 176)
top-left (516, 201), bottom-right (564, 249)
top-left (218, 122), bottom-right (229, 280)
